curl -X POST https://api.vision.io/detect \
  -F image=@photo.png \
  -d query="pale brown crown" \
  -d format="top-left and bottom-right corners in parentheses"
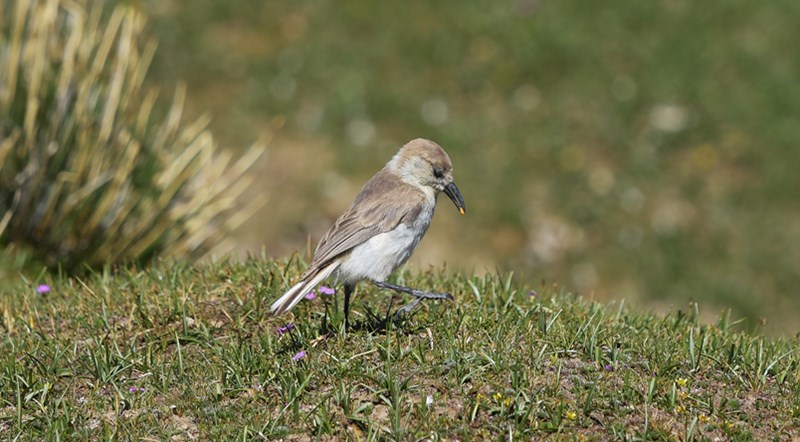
top-left (388, 138), bottom-right (455, 189)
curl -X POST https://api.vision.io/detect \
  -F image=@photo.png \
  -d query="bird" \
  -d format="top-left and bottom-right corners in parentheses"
top-left (270, 138), bottom-right (466, 328)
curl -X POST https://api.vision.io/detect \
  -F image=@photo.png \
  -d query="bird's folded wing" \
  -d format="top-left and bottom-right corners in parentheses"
top-left (310, 175), bottom-right (424, 269)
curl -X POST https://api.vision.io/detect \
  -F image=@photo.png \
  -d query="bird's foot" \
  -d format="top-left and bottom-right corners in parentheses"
top-left (393, 298), bottom-right (422, 318)
top-left (408, 289), bottom-right (453, 300)
top-left (373, 280), bottom-right (454, 301)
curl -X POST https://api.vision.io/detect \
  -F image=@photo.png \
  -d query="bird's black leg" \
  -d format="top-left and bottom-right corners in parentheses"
top-left (372, 280), bottom-right (453, 317)
top-left (343, 283), bottom-right (355, 330)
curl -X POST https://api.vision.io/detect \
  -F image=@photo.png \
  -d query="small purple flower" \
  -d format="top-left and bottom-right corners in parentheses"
top-left (304, 292), bottom-right (316, 300)
top-left (37, 284), bottom-right (51, 294)
top-left (319, 286), bottom-right (335, 295)
top-left (527, 289), bottom-right (537, 298)
top-left (128, 386), bottom-right (145, 393)
top-left (292, 351), bottom-right (306, 362)
top-left (604, 364), bottom-right (613, 371)
top-left (277, 323), bottom-right (295, 335)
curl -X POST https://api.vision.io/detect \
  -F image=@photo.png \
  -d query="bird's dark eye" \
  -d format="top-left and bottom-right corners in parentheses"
top-left (433, 167), bottom-right (444, 179)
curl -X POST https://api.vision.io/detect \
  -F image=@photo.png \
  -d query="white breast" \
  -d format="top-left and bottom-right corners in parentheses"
top-left (336, 199), bottom-right (435, 284)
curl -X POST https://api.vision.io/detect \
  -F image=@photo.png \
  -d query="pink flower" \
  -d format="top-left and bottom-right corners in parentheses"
top-left (319, 286), bottom-right (335, 295)
top-left (304, 292), bottom-right (316, 300)
top-left (292, 351), bottom-right (306, 361)
top-left (37, 284), bottom-right (51, 294)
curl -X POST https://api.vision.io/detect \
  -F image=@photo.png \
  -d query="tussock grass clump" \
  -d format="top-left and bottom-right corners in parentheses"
top-left (0, 0), bottom-right (263, 271)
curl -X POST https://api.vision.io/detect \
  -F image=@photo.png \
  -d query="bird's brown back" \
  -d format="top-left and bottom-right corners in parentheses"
top-left (308, 168), bottom-right (427, 272)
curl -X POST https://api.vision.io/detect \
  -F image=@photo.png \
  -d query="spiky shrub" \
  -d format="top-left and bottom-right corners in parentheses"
top-left (0, 0), bottom-right (263, 271)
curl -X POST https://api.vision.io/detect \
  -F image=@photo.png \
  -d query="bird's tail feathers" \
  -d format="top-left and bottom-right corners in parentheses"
top-left (270, 263), bottom-right (339, 315)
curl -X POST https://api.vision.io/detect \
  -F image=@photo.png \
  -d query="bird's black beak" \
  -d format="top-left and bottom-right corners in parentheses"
top-left (444, 182), bottom-right (466, 216)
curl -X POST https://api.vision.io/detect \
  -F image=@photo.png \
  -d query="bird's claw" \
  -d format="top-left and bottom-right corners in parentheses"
top-left (394, 298), bottom-right (422, 318)
top-left (410, 290), bottom-right (452, 300)
top-left (394, 292), bottom-right (453, 319)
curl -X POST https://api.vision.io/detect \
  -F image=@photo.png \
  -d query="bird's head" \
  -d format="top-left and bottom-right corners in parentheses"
top-left (388, 138), bottom-right (466, 215)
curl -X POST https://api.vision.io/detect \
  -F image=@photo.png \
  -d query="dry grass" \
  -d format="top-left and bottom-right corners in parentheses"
top-left (0, 0), bottom-right (264, 273)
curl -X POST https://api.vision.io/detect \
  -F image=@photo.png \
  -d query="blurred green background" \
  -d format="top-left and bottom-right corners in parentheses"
top-left (122, 0), bottom-right (799, 333)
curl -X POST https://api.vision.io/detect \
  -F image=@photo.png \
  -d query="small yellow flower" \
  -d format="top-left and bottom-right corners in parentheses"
top-left (476, 393), bottom-right (486, 402)
top-left (565, 410), bottom-right (577, 420)
top-left (698, 414), bottom-right (709, 423)
top-left (493, 392), bottom-right (503, 402)
top-left (503, 397), bottom-right (513, 407)
top-left (679, 390), bottom-right (689, 400)
top-left (675, 405), bottom-right (686, 414)
top-left (676, 378), bottom-right (688, 387)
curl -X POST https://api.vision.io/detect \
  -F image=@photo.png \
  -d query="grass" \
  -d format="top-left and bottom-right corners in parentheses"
top-left (1, 259), bottom-right (798, 439)
top-left (0, 0), bottom-right (263, 277)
